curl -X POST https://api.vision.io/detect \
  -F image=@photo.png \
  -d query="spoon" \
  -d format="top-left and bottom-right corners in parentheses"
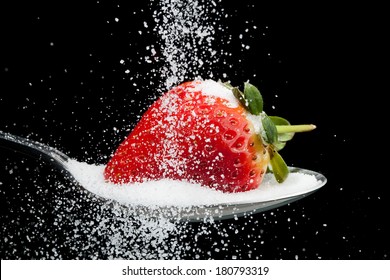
top-left (0, 130), bottom-right (75, 179)
top-left (0, 130), bottom-right (327, 222)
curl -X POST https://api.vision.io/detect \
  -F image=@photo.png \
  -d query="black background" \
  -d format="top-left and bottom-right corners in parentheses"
top-left (0, 0), bottom-right (387, 259)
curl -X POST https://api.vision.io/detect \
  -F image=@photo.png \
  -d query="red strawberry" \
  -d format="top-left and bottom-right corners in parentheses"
top-left (104, 80), bottom-right (315, 192)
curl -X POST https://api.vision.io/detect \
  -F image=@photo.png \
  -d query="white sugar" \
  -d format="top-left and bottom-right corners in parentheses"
top-left (245, 111), bottom-right (264, 135)
top-left (66, 159), bottom-right (321, 207)
top-left (194, 79), bottom-right (239, 108)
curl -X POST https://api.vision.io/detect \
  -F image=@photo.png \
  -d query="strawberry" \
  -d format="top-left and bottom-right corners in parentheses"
top-left (104, 80), bottom-right (315, 192)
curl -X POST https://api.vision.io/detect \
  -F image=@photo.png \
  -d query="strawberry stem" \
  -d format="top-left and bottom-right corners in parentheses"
top-left (276, 124), bottom-right (316, 134)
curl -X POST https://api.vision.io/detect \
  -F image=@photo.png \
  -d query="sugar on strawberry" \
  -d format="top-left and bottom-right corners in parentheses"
top-left (104, 80), bottom-right (315, 193)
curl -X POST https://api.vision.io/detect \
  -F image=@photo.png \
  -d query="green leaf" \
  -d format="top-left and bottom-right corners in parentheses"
top-left (232, 87), bottom-right (249, 111)
top-left (261, 113), bottom-right (278, 145)
top-left (269, 116), bottom-right (294, 142)
top-left (243, 82), bottom-right (263, 115)
top-left (268, 147), bottom-right (289, 183)
top-left (269, 116), bottom-right (290, 126)
top-left (221, 81), bottom-right (234, 90)
top-left (272, 141), bottom-right (287, 151)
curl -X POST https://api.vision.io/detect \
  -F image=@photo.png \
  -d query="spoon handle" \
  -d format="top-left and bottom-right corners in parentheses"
top-left (0, 130), bottom-right (70, 170)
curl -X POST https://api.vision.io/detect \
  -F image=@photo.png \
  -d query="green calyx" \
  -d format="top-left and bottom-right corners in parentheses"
top-left (231, 82), bottom-right (263, 115)
top-left (222, 80), bottom-right (316, 183)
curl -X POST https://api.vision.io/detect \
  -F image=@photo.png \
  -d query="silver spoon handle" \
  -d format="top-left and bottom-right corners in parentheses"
top-left (0, 130), bottom-right (71, 171)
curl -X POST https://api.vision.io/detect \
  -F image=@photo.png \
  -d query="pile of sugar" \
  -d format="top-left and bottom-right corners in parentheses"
top-left (192, 79), bottom-right (239, 107)
top-left (66, 159), bottom-right (321, 207)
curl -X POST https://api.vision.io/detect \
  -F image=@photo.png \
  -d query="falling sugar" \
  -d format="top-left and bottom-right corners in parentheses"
top-left (153, 0), bottom-right (222, 90)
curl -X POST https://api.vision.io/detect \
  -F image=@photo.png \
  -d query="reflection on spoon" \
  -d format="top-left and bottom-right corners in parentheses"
top-left (0, 130), bottom-right (326, 221)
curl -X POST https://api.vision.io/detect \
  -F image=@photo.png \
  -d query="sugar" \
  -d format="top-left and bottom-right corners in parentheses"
top-left (154, 0), bottom-right (221, 90)
top-left (245, 111), bottom-right (264, 135)
top-left (193, 79), bottom-right (239, 108)
top-left (66, 159), bottom-right (321, 208)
